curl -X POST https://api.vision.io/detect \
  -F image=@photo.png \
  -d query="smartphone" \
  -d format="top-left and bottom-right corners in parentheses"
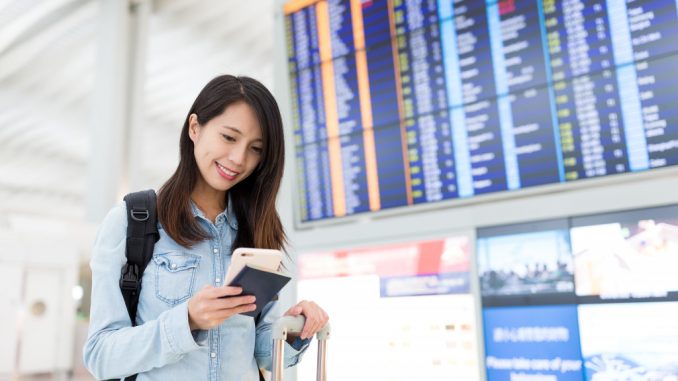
top-left (224, 247), bottom-right (283, 285)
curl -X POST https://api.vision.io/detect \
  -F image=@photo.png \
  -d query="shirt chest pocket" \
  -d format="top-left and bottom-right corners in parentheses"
top-left (153, 252), bottom-right (201, 306)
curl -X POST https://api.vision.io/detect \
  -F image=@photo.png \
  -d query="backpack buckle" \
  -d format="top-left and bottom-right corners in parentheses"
top-left (130, 208), bottom-right (150, 222)
top-left (120, 263), bottom-right (140, 291)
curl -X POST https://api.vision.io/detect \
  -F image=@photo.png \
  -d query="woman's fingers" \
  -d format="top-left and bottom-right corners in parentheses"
top-left (188, 285), bottom-right (256, 330)
top-left (301, 307), bottom-right (316, 338)
top-left (307, 309), bottom-right (325, 339)
top-left (211, 303), bottom-right (257, 320)
top-left (209, 285), bottom-right (243, 299)
top-left (291, 300), bottom-right (329, 339)
top-left (284, 305), bottom-right (303, 316)
top-left (214, 294), bottom-right (256, 310)
top-left (191, 290), bottom-right (331, 335)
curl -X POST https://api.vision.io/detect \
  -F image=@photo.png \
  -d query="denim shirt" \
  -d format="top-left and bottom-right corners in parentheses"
top-left (84, 199), bottom-right (308, 381)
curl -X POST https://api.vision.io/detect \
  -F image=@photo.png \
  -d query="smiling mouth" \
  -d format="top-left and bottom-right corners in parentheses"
top-left (216, 162), bottom-right (239, 177)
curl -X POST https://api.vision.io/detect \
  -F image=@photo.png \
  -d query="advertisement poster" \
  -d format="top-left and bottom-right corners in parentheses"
top-left (477, 229), bottom-right (574, 298)
top-left (296, 237), bottom-right (480, 381)
top-left (578, 302), bottom-right (678, 381)
top-left (571, 219), bottom-right (678, 299)
top-left (483, 305), bottom-right (584, 381)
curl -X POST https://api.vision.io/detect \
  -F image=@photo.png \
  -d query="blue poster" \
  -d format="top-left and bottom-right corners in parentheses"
top-left (483, 305), bottom-right (584, 381)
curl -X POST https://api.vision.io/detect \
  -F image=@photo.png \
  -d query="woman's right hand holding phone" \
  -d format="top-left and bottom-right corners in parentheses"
top-left (188, 285), bottom-right (256, 330)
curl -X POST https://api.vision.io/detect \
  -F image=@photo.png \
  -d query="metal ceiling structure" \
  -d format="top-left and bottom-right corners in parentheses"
top-left (0, 0), bottom-right (275, 225)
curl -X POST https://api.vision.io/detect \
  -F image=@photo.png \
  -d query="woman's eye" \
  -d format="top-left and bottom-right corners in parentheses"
top-left (222, 134), bottom-right (236, 142)
top-left (252, 146), bottom-right (263, 154)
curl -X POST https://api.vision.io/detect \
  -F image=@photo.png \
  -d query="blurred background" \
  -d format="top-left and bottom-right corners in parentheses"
top-left (4, 0), bottom-right (678, 381)
top-left (0, 0), bottom-right (273, 379)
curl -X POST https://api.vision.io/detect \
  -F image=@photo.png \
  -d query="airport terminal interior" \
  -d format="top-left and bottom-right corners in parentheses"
top-left (2, 0), bottom-right (678, 380)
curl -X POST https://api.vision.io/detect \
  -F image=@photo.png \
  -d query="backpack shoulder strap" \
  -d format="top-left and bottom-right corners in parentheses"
top-left (120, 189), bottom-right (159, 326)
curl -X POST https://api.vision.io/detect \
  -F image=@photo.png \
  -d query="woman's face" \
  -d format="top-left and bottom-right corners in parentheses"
top-left (189, 101), bottom-right (263, 194)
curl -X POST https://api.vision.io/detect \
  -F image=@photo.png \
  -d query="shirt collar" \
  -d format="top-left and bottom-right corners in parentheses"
top-left (189, 193), bottom-right (238, 230)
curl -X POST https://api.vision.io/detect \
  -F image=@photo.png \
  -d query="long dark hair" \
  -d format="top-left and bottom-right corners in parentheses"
top-left (157, 75), bottom-right (286, 251)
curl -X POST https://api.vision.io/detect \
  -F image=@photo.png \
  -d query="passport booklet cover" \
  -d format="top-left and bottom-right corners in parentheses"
top-left (228, 265), bottom-right (291, 317)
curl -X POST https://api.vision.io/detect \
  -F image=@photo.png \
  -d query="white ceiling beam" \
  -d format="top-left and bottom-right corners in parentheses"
top-left (0, 1), bottom-right (96, 81)
top-left (0, 0), bottom-right (75, 54)
top-left (0, 0), bottom-right (275, 221)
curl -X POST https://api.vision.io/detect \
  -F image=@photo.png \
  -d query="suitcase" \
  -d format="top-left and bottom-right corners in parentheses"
top-left (270, 315), bottom-right (331, 381)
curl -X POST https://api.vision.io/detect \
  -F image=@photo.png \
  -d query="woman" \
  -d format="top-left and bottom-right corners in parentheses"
top-left (84, 75), bottom-right (329, 380)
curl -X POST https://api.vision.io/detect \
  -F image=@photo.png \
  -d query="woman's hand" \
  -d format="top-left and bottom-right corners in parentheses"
top-left (187, 285), bottom-right (256, 330)
top-left (283, 300), bottom-right (329, 340)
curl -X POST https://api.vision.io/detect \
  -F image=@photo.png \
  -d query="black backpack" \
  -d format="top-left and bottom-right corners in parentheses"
top-left (115, 190), bottom-right (265, 381)
top-left (115, 190), bottom-right (159, 381)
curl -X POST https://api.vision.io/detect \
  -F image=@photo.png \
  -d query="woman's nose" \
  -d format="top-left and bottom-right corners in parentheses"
top-left (229, 144), bottom-right (247, 165)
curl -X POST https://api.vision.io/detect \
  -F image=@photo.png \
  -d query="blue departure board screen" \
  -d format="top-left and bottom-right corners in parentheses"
top-left (284, 0), bottom-right (678, 222)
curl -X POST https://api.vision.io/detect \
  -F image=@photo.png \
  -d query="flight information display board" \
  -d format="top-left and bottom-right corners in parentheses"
top-left (284, 0), bottom-right (678, 222)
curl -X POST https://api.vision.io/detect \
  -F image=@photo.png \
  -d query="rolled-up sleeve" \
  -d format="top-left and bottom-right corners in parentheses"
top-left (83, 203), bottom-right (201, 380)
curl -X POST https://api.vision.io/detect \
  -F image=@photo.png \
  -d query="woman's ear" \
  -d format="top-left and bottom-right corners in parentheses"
top-left (188, 113), bottom-right (200, 142)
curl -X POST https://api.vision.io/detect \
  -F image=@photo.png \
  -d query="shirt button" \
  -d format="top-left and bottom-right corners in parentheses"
top-left (213, 248), bottom-right (218, 254)
top-left (171, 263), bottom-right (177, 269)
top-left (215, 278), bottom-right (221, 283)
top-left (210, 352), bottom-right (216, 358)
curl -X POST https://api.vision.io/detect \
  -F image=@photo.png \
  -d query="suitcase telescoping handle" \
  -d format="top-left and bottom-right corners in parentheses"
top-left (271, 315), bottom-right (331, 381)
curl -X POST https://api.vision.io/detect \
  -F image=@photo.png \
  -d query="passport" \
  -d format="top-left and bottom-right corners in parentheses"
top-left (228, 265), bottom-right (291, 317)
